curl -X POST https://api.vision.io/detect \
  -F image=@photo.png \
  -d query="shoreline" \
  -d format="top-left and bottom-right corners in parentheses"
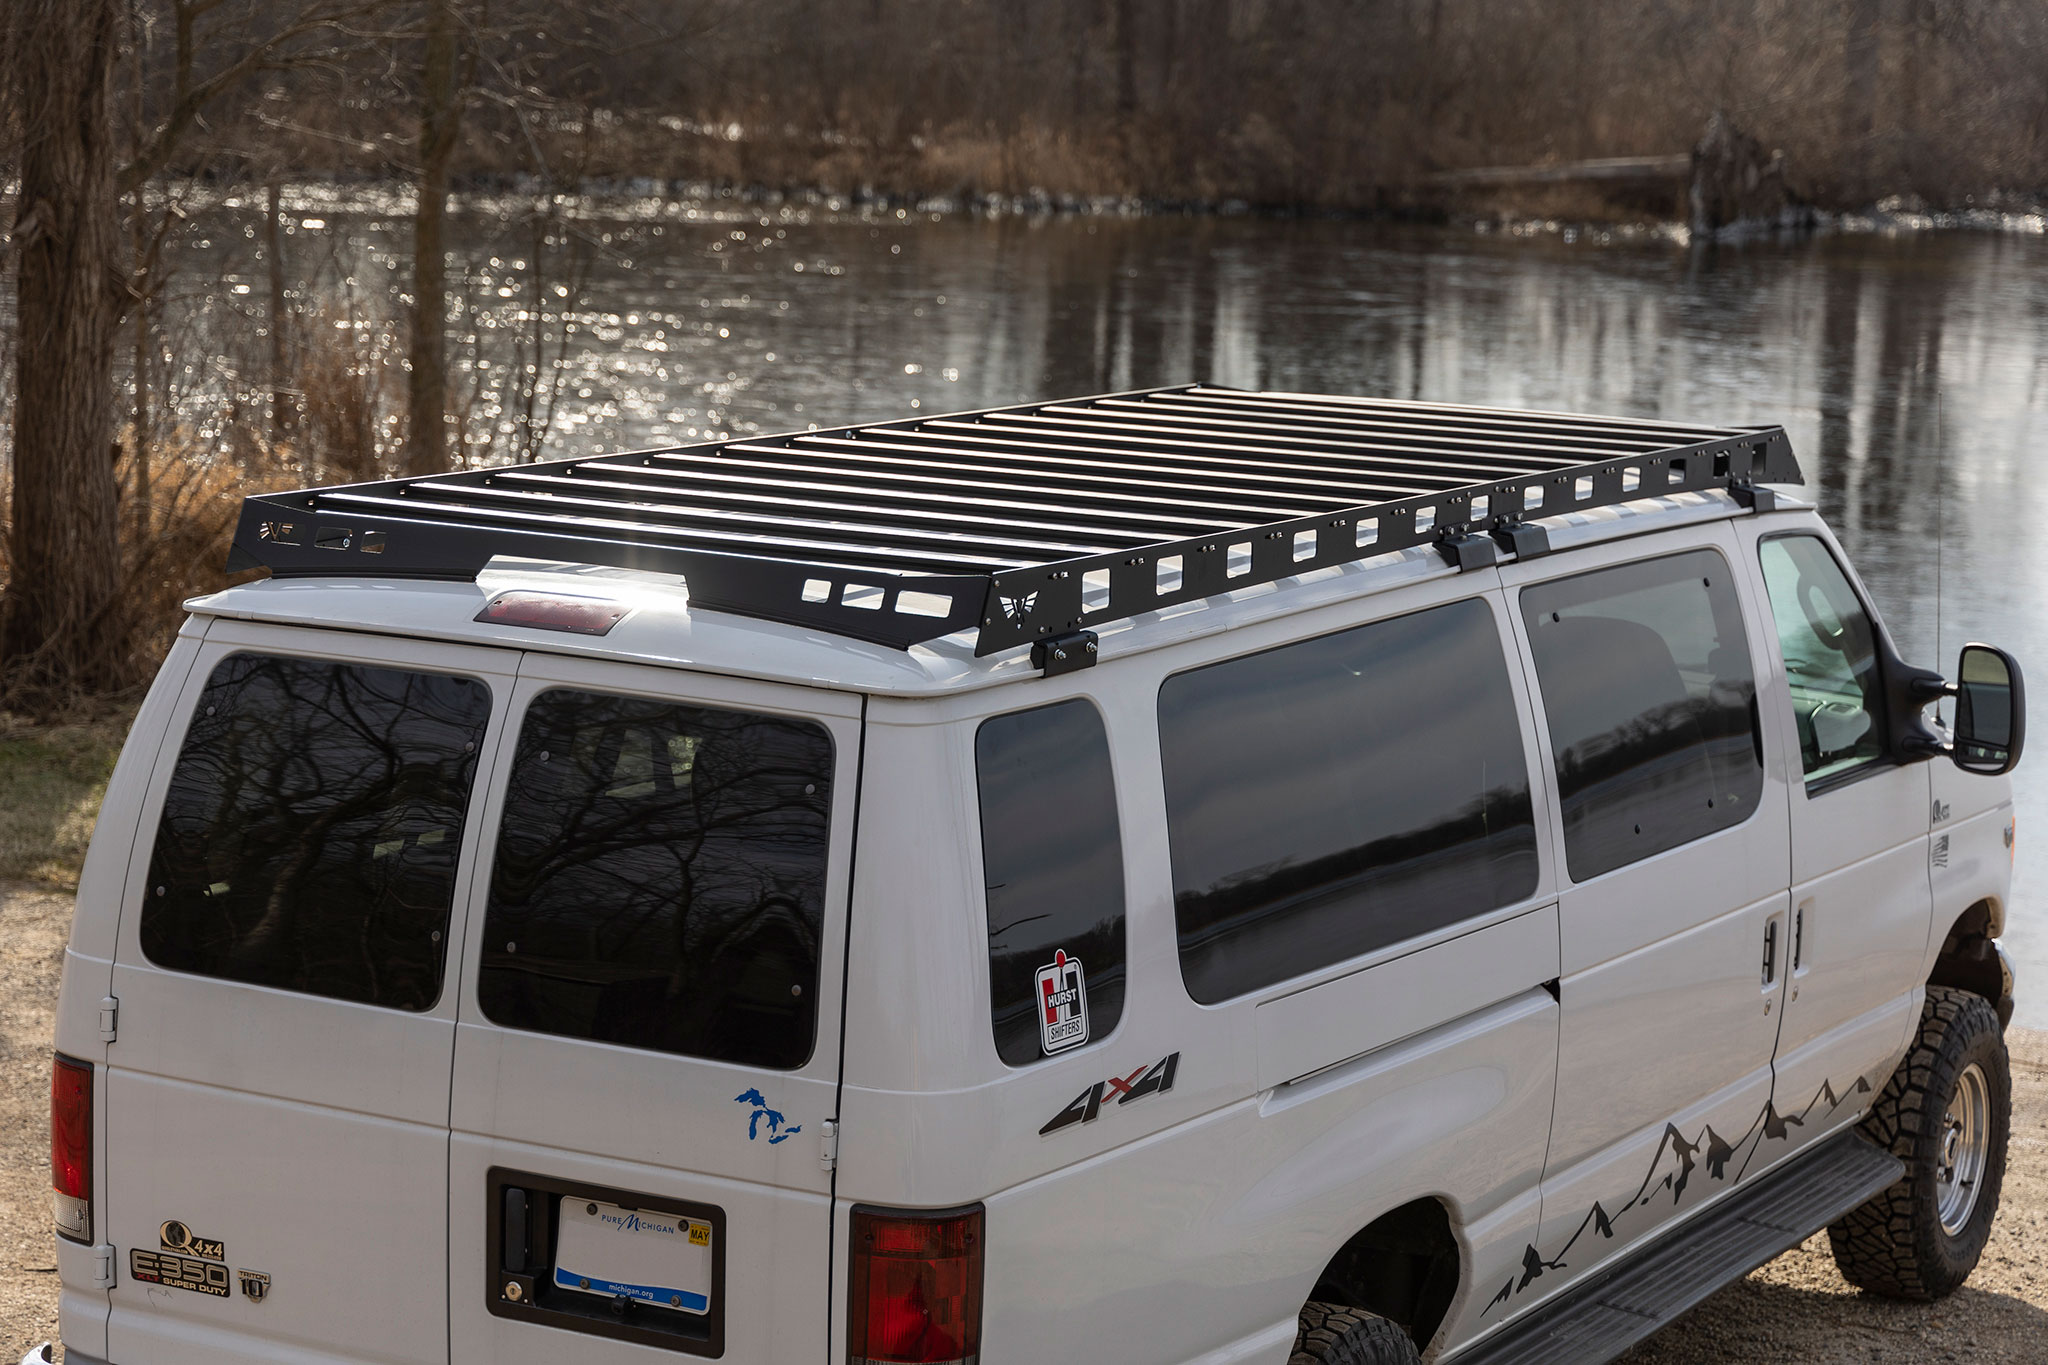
top-left (56, 171), bottom-right (2047, 246)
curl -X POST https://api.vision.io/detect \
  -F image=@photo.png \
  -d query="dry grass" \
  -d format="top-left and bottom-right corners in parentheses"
top-left (0, 711), bottom-right (130, 889)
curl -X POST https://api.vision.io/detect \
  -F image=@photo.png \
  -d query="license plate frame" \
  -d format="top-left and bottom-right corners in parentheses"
top-left (553, 1197), bottom-right (715, 1316)
top-left (486, 1167), bottom-right (727, 1357)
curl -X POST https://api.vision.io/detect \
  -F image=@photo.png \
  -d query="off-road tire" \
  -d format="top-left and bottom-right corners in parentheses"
top-left (1827, 985), bottom-right (2010, 1300)
top-left (1291, 1302), bottom-right (1422, 1365)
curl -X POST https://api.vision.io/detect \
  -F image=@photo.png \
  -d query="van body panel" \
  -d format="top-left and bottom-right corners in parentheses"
top-left (1253, 903), bottom-right (1560, 1091)
top-left (1500, 522), bottom-right (1796, 1305)
top-left (1513, 895), bottom-right (1781, 1307)
top-left (977, 991), bottom-right (1559, 1365)
top-left (448, 1136), bottom-right (834, 1363)
top-left (445, 651), bottom-right (858, 1364)
top-left (101, 624), bottom-right (520, 1365)
top-left (52, 628), bottom-right (209, 1361)
top-left (846, 568), bottom-right (1559, 1362)
top-left (1733, 516), bottom-right (1937, 1180)
top-left (1924, 801), bottom-right (2017, 971)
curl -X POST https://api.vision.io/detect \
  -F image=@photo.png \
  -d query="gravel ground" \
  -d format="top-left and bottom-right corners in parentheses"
top-left (4, 883), bottom-right (2045, 1362)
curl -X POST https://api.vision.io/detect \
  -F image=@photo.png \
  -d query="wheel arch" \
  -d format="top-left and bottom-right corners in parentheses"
top-left (1305, 1197), bottom-right (1462, 1354)
top-left (1929, 897), bottom-right (2012, 1028)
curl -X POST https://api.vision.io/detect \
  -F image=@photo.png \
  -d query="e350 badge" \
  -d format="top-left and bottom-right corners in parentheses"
top-left (128, 1219), bottom-right (271, 1302)
top-left (1039, 1053), bottom-right (1180, 1136)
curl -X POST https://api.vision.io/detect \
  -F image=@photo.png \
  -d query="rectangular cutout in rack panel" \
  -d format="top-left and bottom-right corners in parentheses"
top-left (485, 1167), bottom-right (728, 1357)
top-left (896, 591), bottom-right (954, 618)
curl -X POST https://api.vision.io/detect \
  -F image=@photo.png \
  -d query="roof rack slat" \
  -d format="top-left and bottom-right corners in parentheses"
top-left (571, 454), bottom-right (1340, 526)
top-left (1084, 394), bottom-right (1713, 450)
top-left (974, 408), bottom-right (1654, 465)
top-left (792, 429), bottom-right (1486, 496)
top-left (1186, 386), bottom-right (1754, 438)
top-left (467, 468), bottom-right (1247, 546)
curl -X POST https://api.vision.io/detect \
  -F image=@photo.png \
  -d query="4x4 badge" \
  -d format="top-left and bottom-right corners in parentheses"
top-left (159, 1219), bottom-right (224, 1262)
top-left (1035, 949), bottom-right (1090, 1055)
top-left (1040, 1053), bottom-right (1180, 1135)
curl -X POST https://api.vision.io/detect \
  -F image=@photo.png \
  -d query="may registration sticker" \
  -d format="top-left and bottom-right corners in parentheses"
top-left (553, 1199), bottom-right (714, 1316)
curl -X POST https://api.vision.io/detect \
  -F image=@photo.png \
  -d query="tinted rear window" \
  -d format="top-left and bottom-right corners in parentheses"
top-left (477, 689), bottom-right (834, 1069)
top-left (1520, 549), bottom-right (1763, 881)
top-left (976, 699), bottom-right (1126, 1066)
top-left (1159, 597), bottom-right (1539, 1005)
top-left (141, 654), bottom-right (490, 1011)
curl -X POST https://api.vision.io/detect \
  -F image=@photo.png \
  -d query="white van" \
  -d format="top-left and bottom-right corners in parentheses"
top-left (39, 386), bottom-right (2022, 1365)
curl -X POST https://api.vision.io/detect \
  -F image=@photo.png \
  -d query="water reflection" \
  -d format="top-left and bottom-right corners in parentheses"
top-left (164, 198), bottom-right (2048, 1023)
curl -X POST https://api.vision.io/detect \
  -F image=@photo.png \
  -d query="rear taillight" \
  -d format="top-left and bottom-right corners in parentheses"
top-left (51, 1054), bottom-right (92, 1243)
top-left (848, 1204), bottom-right (984, 1365)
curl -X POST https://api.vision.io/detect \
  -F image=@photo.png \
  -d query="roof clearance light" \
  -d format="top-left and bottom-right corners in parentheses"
top-left (475, 591), bottom-right (630, 636)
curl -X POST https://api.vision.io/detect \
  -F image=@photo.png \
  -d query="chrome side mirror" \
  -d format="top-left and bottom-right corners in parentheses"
top-left (1952, 643), bottom-right (2025, 776)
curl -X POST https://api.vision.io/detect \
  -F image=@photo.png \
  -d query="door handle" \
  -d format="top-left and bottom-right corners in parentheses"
top-left (1763, 919), bottom-right (1779, 988)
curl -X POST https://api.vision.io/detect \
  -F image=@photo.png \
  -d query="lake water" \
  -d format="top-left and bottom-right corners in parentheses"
top-left (194, 198), bottom-right (2048, 1023)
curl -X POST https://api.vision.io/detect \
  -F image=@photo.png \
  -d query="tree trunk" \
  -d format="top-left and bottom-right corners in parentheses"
top-left (2, 0), bottom-right (130, 707)
top-left (128, 9), bottom-right (150, 547)
top-left (1839, 0), bottom-right (1883, 196)
top-left (1115, 0), bottom-right (1138, 118)
top-left (266, 175), bottom-right (296, 447)
top-left (404, 0), bottom-right (462, 477)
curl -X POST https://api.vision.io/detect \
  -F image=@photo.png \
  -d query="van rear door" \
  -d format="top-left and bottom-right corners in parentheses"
top-left (103, 624), bottom-right (516, 1364)
top-left (447, 652), bottom-right (858, 1364)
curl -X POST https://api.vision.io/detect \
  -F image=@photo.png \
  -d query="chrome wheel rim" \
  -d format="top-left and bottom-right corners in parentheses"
top-left (1935, 1061), bottom-right (1991, 1236)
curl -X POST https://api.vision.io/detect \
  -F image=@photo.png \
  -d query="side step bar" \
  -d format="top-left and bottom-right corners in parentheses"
top-left (1451, 1129), bottom-right (1903, 1365)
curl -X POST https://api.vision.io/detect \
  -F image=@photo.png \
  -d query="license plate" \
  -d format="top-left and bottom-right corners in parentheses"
top-left (553, 1199), bottom-right (714, 1316)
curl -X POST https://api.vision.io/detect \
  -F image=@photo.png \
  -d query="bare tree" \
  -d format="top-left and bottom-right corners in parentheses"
top-left (2, 0), bottom-right (383, 711)
top-left (2, 0), bottom-right (127, 702)
top-left (402, 0), bottom-right (467, 476)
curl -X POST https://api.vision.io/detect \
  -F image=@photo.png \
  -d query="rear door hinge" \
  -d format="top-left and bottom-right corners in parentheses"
top-left (97, 996), bottom-right (118, 1044)
top-left (91, 1243), bottom-right (115, 1288)
top-left (820, 1119), bottom-right (839, 1172)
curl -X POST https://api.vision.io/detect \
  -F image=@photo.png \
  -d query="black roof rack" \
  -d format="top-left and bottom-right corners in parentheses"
top-left (226, 385), bottom-right (1801, 658)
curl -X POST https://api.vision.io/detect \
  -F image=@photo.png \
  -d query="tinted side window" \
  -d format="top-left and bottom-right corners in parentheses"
top-left (976, 700), bottom-right (1126, 1066)
top-left (1758, 535), bottom-right (1887, 785)
top-left (142, 654), bottom-right (490, 1011)
top-left (478, 689), bottom-right (834, 1069)
top-left (1520, 549), bottom-right (1763, 881)
top-left (1159, 598), bottom-right (1539, 1005)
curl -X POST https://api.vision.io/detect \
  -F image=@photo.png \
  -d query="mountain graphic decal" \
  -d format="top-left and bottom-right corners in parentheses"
top-left (1486, 1070), bottom-right (1880, 1315)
